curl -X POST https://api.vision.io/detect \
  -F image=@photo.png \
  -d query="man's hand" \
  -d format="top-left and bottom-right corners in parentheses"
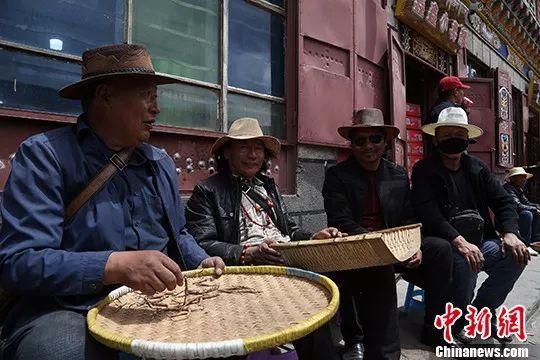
top-left (198, 256), bottom-right (225, 276)
top-left (312, 227), bottom-right (348, 239)
top-left (501, 233), bottom-right (530, 266)
top-left (103, 250), bottom-right (183, 296)
top-left (245, 238), bottom-right (285, 265)
top-left (405, 250), bottom-right (422, 269)
top-left (452, 235), bottom-right (484, 272)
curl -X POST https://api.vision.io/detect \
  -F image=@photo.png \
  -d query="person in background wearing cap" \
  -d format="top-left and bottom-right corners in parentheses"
top-left (428, 76), bottom-right (471, 125)
top-left (411, 107), bottom-right (528, 344)
top-left (185, 117), bottom-right (344, 360)
top-left (0, 44), bottom-right (224, 360)
top-left (504, 167), bottom-right (540, 256)
top-left (322, 108), bottom-right (453, 357)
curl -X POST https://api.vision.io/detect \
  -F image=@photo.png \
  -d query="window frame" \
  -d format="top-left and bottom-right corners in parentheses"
top-left (0, 0), bottom-right (289, 140)
top-left (128, 0), bottom-right (287, 135)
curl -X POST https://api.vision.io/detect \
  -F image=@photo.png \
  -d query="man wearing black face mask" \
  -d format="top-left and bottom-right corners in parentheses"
top-left (411, 107), bottom-right (529, 344)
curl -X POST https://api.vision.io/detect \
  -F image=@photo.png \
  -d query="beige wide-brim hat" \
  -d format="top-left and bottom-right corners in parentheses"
top-left (421, 107), bottom-right (483, 139)
top-left (58, 44), bottom-right (181, 99)
top-left (211, 117), bottom-right (281, 156)
top-left (338, 108), bottom-right (400, 142)
top-left (505, 167), bottom-right (533, 181)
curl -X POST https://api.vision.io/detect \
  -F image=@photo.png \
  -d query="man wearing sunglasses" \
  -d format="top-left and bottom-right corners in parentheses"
top-left (322, 108), bottom-right (453, 358)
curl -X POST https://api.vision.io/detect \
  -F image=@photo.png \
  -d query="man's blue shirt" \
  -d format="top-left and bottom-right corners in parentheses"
top-left (0, 117), bottom-right (208, 309)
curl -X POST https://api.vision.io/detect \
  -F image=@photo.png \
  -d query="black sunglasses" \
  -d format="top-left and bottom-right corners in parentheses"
top-left (352, 134), bottom-right (384, 147)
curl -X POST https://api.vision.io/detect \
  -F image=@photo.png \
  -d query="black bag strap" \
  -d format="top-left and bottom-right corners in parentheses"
top-left (65, 148), bottom-right (134, 222)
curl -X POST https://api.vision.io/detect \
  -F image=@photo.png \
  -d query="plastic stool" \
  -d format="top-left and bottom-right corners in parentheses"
top-left (403, 282), bottom-right (425, 313)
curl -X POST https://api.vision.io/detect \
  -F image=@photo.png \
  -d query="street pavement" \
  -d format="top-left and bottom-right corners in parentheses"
top-left (398, 254), bottom-right (540, 359)
top-left (528, 308), bottom-right (540, 360)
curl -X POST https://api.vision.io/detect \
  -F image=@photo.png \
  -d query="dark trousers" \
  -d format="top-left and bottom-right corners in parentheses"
top-left (328, 265), bottom-right (401, 360)
top-left (1, 298), bottom-right (117, 360)
top-left (293, 323), bottom-right (340, 360)
top-left (399, 236), bottom-right (453, 330)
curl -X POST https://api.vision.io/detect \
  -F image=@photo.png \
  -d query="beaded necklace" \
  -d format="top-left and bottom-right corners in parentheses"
top-left (241, 194), bottom-right (275, 229)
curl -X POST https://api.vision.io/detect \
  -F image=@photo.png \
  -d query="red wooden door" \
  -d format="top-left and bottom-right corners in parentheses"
top-left (296, 0), bottom-right (388, 147)
top-left (297, 0), bottom-right (354, 146)
top-left (354, 0), bottom-right (387, 112)
top-left (388, 28), bottom-right (407, 166)
top-left (460, 78), bottom-right (496, 170)
top-left (522, 92), bottom-right (529, 162)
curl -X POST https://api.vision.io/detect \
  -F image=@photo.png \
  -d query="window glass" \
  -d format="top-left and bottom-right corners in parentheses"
top-left (228, 93), bottom-right (284, 138)
top-left (0, 48), bottom-right (81, 114)
top-left (132, 0), bottom-right (219, 84)
top-left (228, 0), bottom-right (285, 96)
top-left (157, 83), bottom-right (219, 130)
top-left (0, 0), bottom-right (124, 56)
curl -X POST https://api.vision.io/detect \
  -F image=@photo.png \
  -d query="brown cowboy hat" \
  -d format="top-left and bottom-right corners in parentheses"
top-left (338, 108), bottom-right (400, 142)
top-left (58, 44), bottom-right (180, 99)
top-left (211, 118), bottom-right (281, 156)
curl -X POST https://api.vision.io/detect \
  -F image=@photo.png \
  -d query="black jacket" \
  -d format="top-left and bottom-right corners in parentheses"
top-left (322, 157), bottom-right (416, 235)
top-left (411, 153), bottom-right (519, 242)
top-left (185, 171), bottom-right (311, 265)
top-left (503, 182), bottom-right (539, 214)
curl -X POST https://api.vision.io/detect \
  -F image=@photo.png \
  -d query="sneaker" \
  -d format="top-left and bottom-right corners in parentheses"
top-left (527, 247), bottom-right (538, 256)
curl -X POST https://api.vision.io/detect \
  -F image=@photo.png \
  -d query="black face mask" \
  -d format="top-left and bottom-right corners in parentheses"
top-left (437, 138), bottom-right (469, 155)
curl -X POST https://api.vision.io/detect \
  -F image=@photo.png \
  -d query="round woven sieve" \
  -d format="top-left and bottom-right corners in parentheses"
top-left (87, 266), bottom-right (339, 359)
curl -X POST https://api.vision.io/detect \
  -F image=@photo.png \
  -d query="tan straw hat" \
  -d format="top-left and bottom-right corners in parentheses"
top-left (211, 118), bottom-right (281, 156)
top-left (58, 44), bottom-right (181, 99)
top-left (422, 107), bottom-right (483, 139)
top-left (505, 167), bottom-right (533, 181)
top-left (338, 108), bottom-right (400, 142)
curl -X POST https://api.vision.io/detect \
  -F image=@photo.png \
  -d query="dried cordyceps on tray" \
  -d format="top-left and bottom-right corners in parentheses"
top-left (111, 274), bottom-right (261, 320)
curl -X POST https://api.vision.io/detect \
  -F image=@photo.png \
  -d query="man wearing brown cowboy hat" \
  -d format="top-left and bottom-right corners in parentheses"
top-left (0, 44), bottom-right (224, 359)
top-left (504, 167), bottom-right (540, 256)
top-left (411, 107), bottom-right (528, 344)
top-left (322, 108), bottom-right (453, 357)
top-left (185, 117), bottom-right (344, 359)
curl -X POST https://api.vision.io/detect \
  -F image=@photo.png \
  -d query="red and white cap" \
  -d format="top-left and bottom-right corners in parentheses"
top-left (439, 76), bottom-right (471, 92)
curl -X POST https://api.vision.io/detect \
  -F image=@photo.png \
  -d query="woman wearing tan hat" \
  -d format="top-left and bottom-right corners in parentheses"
top-left (186, 117), bottom-right (343, 360)
top-left (504, 167), bottom-right (540, 256)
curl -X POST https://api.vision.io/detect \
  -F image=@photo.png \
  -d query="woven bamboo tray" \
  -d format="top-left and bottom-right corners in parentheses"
top-left (273, 224), bottom-right (422, 272)
top-left (87, 266), bottom-right (339, 359)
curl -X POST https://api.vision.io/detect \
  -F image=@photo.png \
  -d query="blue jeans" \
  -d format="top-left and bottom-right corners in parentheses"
top-left (1, 299), bottom-right (119, 360)
top-left (518, 210), bottom-right (540, 246)
top-left (452, 239), bottom-right (524, 318)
